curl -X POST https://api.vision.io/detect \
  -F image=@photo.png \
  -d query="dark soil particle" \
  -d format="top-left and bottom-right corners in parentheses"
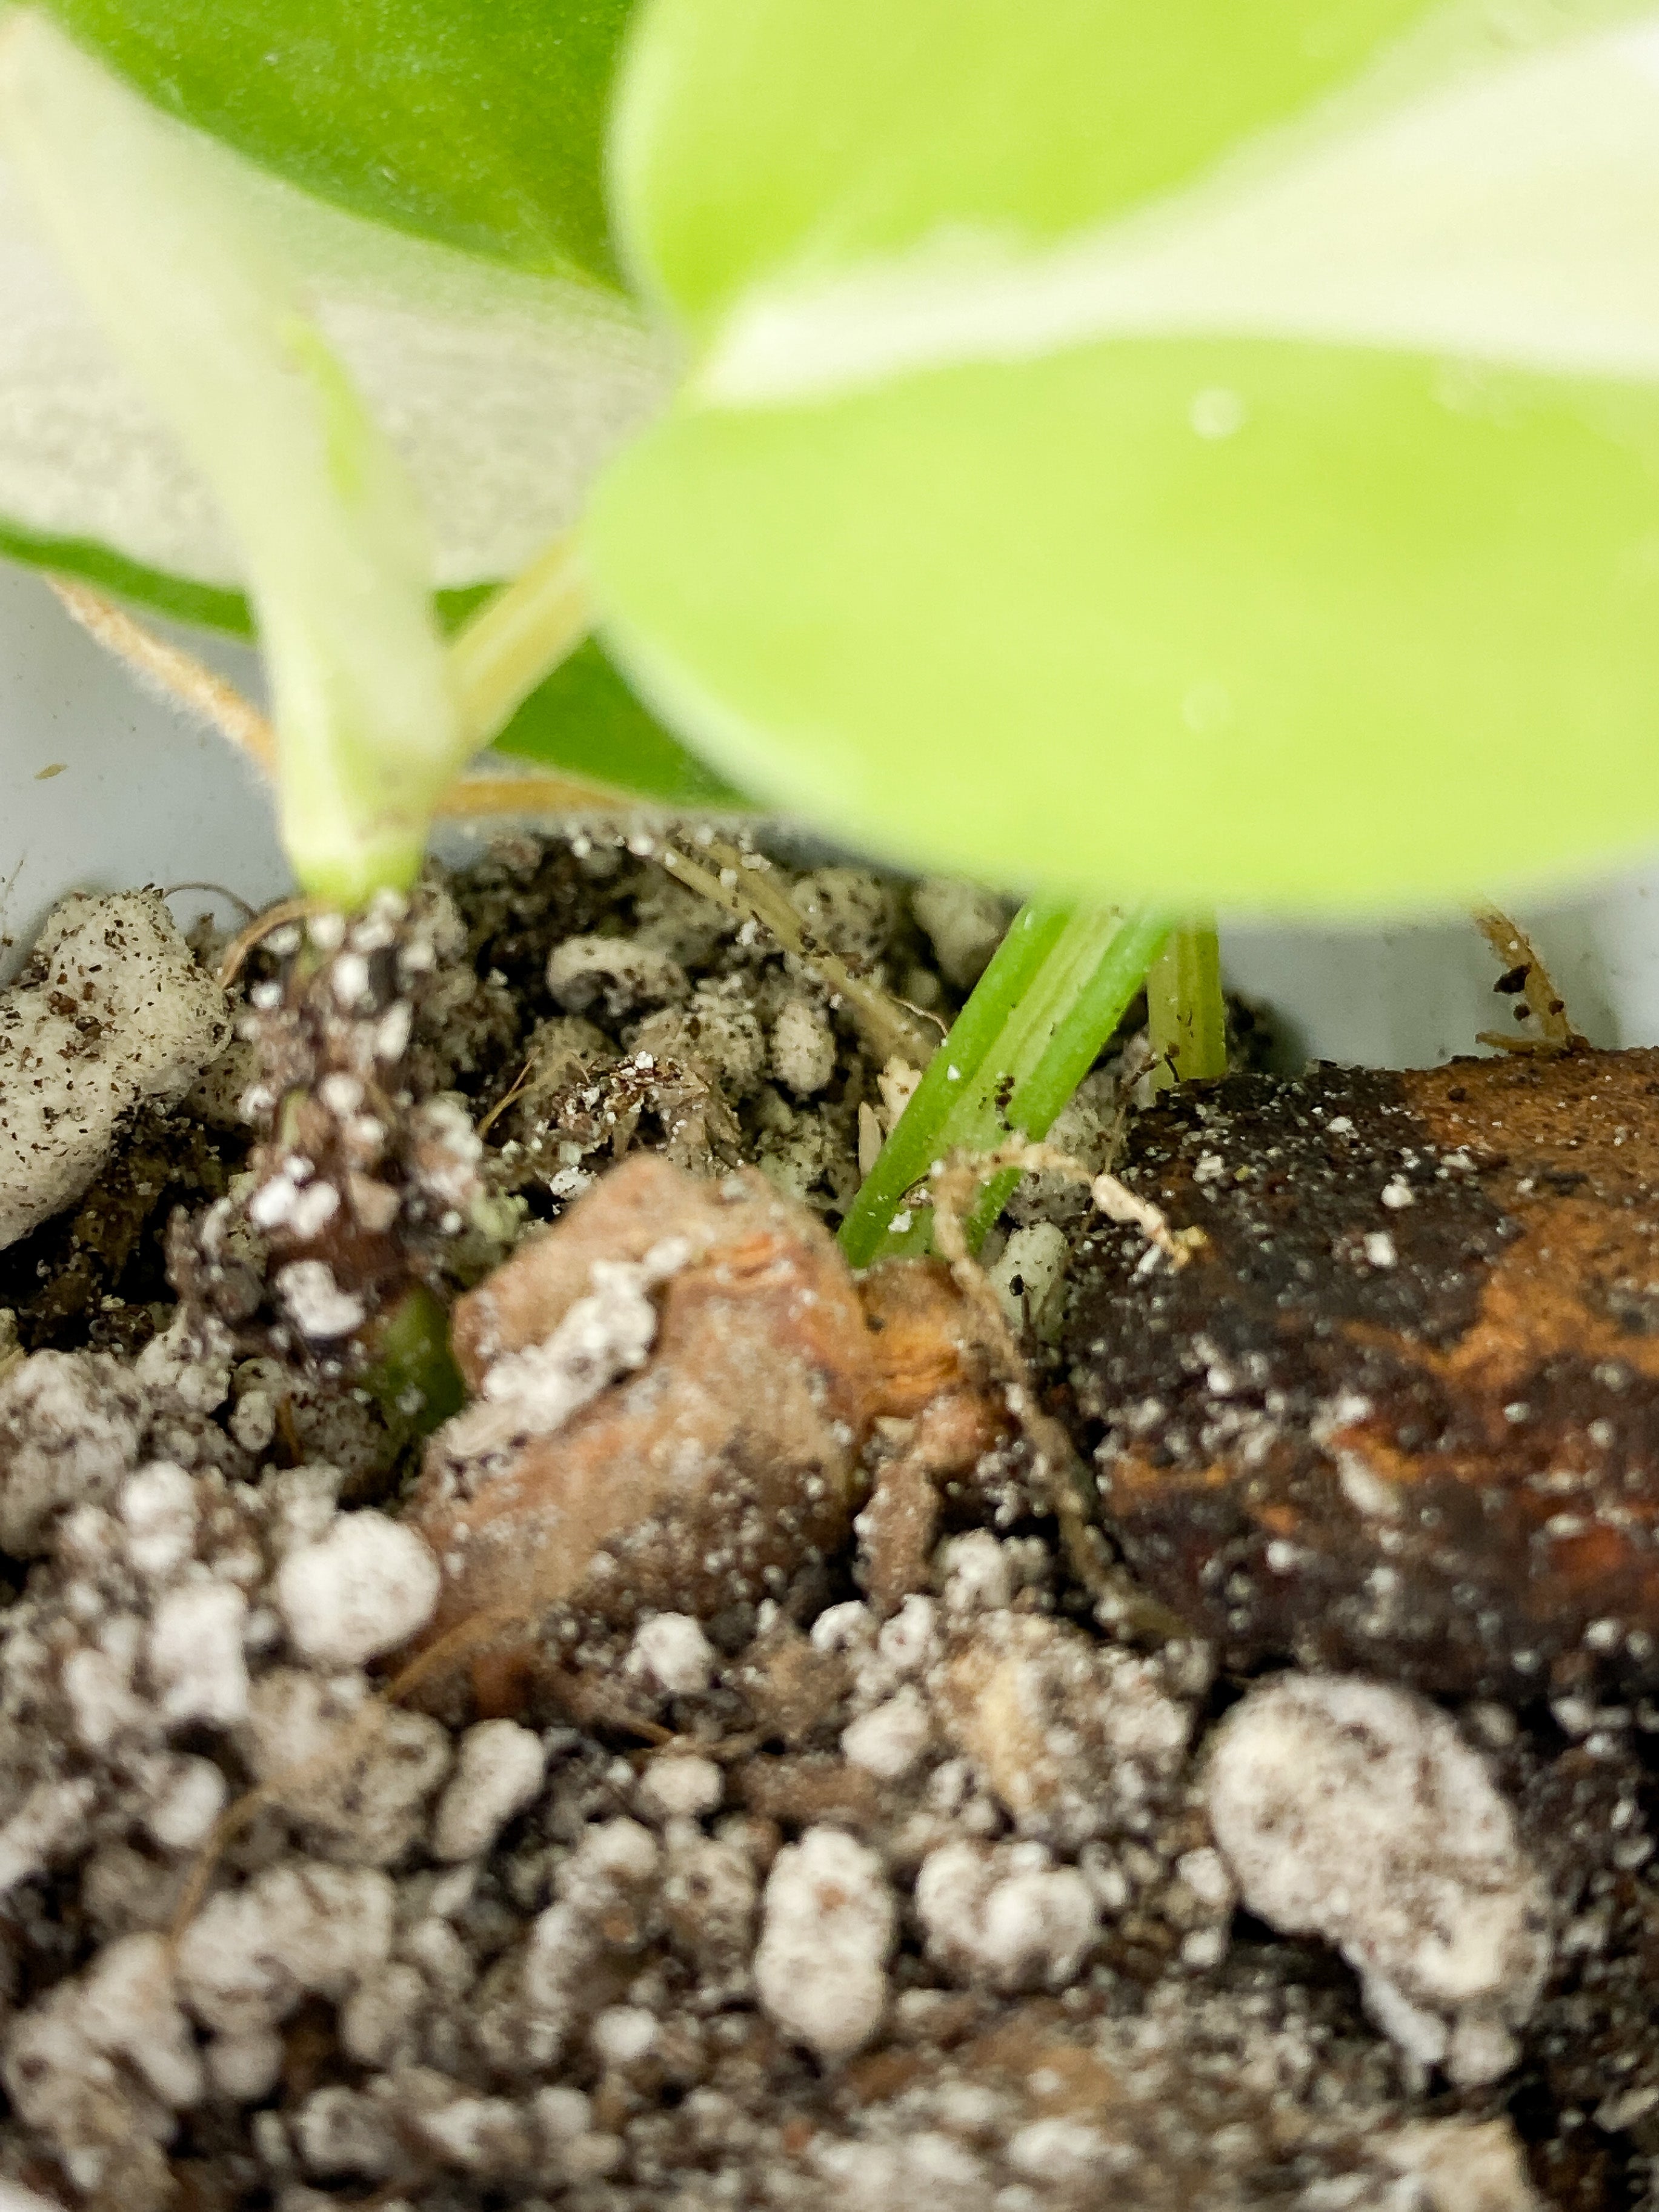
top-left (0, 1102), bottom-right (247, 1360)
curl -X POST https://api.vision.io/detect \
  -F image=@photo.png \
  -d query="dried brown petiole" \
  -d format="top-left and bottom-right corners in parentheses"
top-left (1473, 904), bottom-right (1583, 1054)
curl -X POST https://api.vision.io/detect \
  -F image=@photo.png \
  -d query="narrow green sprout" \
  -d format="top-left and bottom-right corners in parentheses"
top-left (447, 531), bottom-right (596, 754)
top-left (0, 11), bottom-right (468, 906)
top-left (1146, 920), bottom-right (1228, 1092)
top-left (365, 1284), bottom-right (466, 1440)
top-left (839, 903), bottom-right (1169, 1269)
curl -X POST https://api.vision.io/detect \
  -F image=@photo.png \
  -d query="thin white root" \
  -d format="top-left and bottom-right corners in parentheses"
top-left (214, 894), bottom-right (329, 987)
top-left (926, 1137), bottom-right (1205, 1283)
top-left (1089, 1167), bottom-right (1206, 1268)
top-left (917, 1137), bottom-right (1183, 1634)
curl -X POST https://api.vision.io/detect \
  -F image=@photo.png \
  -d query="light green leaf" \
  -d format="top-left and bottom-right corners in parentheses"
top-left (41, 0), bottom-right (637, 284)
top-left (611, 0), bottom-right (1440, 332)
top-left (591, 0), bottom-right (1659, 909)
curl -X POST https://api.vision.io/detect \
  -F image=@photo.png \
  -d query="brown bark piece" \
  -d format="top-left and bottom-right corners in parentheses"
top-left (735, 1752), bottom-right (888, 1835)
top-left (856, 1257), bottom-right (1024, 1610)
top-left (734, 1619), bottom-right (852, 1748)
top-left (1062, 1047), bottom-right (1659, 1695)
top-left (404, 1157), bottom-right (872, 1698)
top-left (854, 1444), bottom-right (942, 1615)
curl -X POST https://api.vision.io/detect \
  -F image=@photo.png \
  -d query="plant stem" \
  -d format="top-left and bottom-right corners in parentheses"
top-left (448, 533), bottom-right (594, 750)
top-left (1145, 918), bottom-right (1226, 1091)
top-left (0, 12), bottom-right (464, 907)
top-left (839, 903), bottom-right (1169, 1268)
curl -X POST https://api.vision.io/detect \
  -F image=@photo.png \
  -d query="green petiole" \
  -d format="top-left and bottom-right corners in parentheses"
top-left (1145, 920), bottom-right (1228, 1092)
top-left (448, 532), bottom-right (594, 753)
top-left (839, 902), bottom-right (1169, 1269)
top-left (0, 12), bottom-right (464, 908)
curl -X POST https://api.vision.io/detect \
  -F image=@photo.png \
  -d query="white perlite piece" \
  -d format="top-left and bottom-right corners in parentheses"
top-left (770, 997), bottom-right (837, 1096)
top-left (639, 1753), bottom-right (723, 1822)
top-left (441, 1237), bottom-right (691, 1468)
top-left (1380, 2119), bottom-right (1546, 2212)
top-left (754, 1825), bottom-right (895, 2062)
top-left (0, 891), bottom-right (229, 1250)
top-left (0, 2182), bottom-right (74, 2212)
top-left (147, 1579), bottom-right (250, 1727)
top-left (176, 1861), bottom-right (396, 2035)
top-left (841, 1685), bottom-right (933, 1779)
top-left (274, 1259), bottom-right (367, 1343)
top-left (915, 1838), bottom-right (1097, 1992)
top-left (985, 1220), bottom-right (1069, 1335)
top-left (910, 878), bottom-right (1008, 988)
top-left (3, 1931), bottom-right (204, 2187)
top-left (1205, 1673), bottom-right (1549, 2084)
top-left (0, 1778), bottom-right (96, 1901)
top-left (546, 936), bottom-right (688, 1020)
top-left (625, 1611), bottom-right (717, 1698)
top-left (431, 1719), bottom-right (546, 1861)
top-left (0, 1348), bottom-right (145, 1555)
top-left (276, 1510), bottom-right (441, 1670)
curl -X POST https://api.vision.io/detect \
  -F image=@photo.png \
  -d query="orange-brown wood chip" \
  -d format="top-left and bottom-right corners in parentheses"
top-left (1062, 1047), bottom-right (1659, 1698)
top-left (401, 1155), bottom-right (1030, 1712)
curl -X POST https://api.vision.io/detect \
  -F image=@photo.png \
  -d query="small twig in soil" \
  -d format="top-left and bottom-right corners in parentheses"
top-left (1473, 905), bottom-right (1583, 1053)
top-left (651, 831), bottom-right (942, 1069)
top-left (161, 879), bottom-right (259, 923)
top-left (475, 1057), bottom-right (536, 1140)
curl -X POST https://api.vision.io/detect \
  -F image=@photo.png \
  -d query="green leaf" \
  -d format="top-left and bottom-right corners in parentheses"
top-left (590, 343), bottom-right (1659, 909)
top-left (41, 0), bottom-right (637, 284)
top-left (0, 514), bottom-right (256, 633)
top-left (489, 637), bottom-right (750, 809)
top-left (589, 0), bottom-right (1659, 909)
top-left (611, 0), bottom-right (1439, 334)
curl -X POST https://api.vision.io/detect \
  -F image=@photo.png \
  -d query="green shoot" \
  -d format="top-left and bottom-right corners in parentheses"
top-left (364, 1284), bottom-right (466, 1440)
top-left (1145, 920), bottom-right (1228, 1092)
top-left (0, 11), bottom-right (468, 907)
top-left (839, 903), bottom-right (1169, 1269)
top-left (448, 532), bottom-right (595, 753)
